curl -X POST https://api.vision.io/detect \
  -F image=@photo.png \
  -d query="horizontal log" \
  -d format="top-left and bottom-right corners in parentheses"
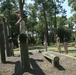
top-left (43, 52), bottom-right (59, 67)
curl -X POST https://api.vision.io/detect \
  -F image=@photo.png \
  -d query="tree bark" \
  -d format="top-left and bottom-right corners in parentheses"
top-left (0, 18), bottom-right (6, 63)
top-left (19, 0), bottom-right (30, 71)
top-left (42, 3), bottom-right (50, 46)
top-left (3, 20), bottom-right (10, 56)
top-left (19, 34), bottom-right (30, 72)
top-left (19, 0), bottom-right (25, 20)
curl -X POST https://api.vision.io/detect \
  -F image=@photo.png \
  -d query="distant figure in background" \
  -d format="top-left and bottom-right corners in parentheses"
top-left (44, 35), bottom-right (47, 51)
top-left (12, 34), bottom-right (18, 48)
top-left (63, 35), bottom-right (68, 54)
top-left (74, 44), bottom-right (76, 48)
top-left (56, 34), bottom-right (61, 53)
top-left (9, 36), bottom-right (14, 56)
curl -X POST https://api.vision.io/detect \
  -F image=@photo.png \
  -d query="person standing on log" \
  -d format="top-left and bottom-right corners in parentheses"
top-left (15, 10), bottom-right (25, 34)
top-left (14, 10), bottom-right (30, 71)
top-left (56, 34), bottom-right (61, 53)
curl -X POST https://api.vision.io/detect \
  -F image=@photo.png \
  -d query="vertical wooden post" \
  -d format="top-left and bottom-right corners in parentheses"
top-left (19, 34), bottom-right (30, 72)
top-left (0, 17), bottom-right (6, 63)
top-left (3, 20), bottom-right (10, 56)
top-left (19, 0), bottom-right (30, 72)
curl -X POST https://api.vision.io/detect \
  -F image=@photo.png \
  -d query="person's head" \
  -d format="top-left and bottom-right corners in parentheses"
top-left (56, 34), bottom-right (58, 38)
top-left (14, 10), bottom-right (19, 16)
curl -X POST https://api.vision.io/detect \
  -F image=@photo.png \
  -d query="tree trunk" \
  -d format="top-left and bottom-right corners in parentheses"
top-left (42, 3), bottom-right (50, 46)
top-left (19, 0), bottom-right (25, 20)
top-left (19, 0), bottom-right (30, 71)
top-left (19, 34), bottom-right (30, 72)
top-left (3, 20), bottom-right (10, 56)
top-left (54, 0), bottom-right (57, 41)
top-left (0, 18), bottom-right (6, 63)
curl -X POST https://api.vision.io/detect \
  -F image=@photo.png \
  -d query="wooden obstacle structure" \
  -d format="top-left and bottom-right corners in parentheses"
top-left (0, 17), bottom-right (6, 63)
top-left (43, 52), bottom-right (59, 67)
top-left (19, 34), bottom-right (30, 72)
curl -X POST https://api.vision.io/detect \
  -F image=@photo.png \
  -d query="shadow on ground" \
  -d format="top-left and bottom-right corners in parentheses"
top-left (6, 58), bottom-right (45, 75)
top-left (5, 56), bottom-right (65, 75)
top-left (22, 58), bottom-right (45, 75)
top-left (55, 64), bottom-right (65, 70)
top-left (44, 57), bottom-right (65, 71)
top-left (13, 61), bottom-right (22, 75)
top-left (6, 61), bottom-right (22, 75)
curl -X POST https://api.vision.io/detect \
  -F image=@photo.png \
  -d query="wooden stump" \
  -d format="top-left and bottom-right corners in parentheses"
top-left (19, 34), bottom-right (30, 72)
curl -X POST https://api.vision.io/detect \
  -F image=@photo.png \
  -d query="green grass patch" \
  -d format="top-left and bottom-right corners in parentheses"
top-left (67, 53), bottom-right (76, 57)
top-left (68, 46), bottom-right (76, 51)
top-left (13, 44), bottom-right (76, 58)
top-left (28, 46), bottom-right (45, 51)
top-left (14, 48), bottom-right (20, 55)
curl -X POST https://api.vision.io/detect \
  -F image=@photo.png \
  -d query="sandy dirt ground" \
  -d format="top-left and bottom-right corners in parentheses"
top-left (0, 51), bottom-right (76, 75)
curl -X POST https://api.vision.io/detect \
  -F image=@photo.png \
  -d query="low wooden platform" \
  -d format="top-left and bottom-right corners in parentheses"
top-left (42, 52), bottom-right (60, 67)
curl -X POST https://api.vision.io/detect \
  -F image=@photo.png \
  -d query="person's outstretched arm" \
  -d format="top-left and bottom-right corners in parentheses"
top-left (15, 17), bottom-right (22, 25)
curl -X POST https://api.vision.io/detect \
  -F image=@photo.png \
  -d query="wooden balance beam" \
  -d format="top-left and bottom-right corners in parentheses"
top-left (43, 52), bottom-right (60, 67)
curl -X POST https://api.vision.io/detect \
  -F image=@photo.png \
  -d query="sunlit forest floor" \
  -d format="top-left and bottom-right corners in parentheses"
top-left (14, 43), bottom-right (76, 58)
top-left (0, 43), bottom-right (76, 75)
